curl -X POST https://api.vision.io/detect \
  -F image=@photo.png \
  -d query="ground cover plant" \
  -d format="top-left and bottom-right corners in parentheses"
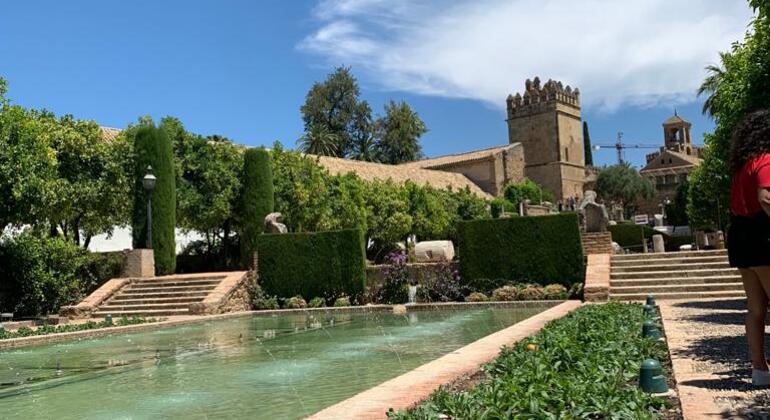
top-left (0, 316), bottom-right (158, 340)
top-left (388, 303), bottom-right (669, 419)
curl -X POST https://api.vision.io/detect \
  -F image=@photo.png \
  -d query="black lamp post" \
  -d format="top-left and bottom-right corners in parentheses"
top-left (142, 166), bottom-right (157, 249)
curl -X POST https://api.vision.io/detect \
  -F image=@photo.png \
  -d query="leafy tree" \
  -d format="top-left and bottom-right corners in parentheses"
top-left (687, 4), bottom-right (770, 229)
top-left (405, 182), bottom-right (452, 241)
top-left (595, 163), bottom-right (654, 217)
top-left (583, 121), bottom-right (593, 166)
top-left (503, 178), bottom-right (546, 208)
top-left (374, 100), bottom-right (426, 164)
top-left (665, 181), bottom-right (690, 227)
top-left (131, 122), bottom-right (176, 275)
top-left (300, 67), bottom-right (371, 157)
top-left (350, 101), bottom-right (377, 161)
top-left (363, 180), bottom-right (413, 258)
top-left (297, 124), bottom-right (339, 156)
top-left (326, 172), bottom-right (368, 234)
top-left (239, 148), bottom-right (274, 267)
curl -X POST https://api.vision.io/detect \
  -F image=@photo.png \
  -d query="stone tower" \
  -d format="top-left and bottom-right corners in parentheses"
top-left (662, 112), bottom-right (697, 156)
top-left (506, 77), bottom-right (585, 200)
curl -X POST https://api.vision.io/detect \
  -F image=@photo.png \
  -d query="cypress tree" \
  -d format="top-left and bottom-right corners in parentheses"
top-left (583, 121), bottom-right (594, 166)
top-left (239, 147), bottom-right (274, 268)
top-left (131, 123), bottom-right (177, 274)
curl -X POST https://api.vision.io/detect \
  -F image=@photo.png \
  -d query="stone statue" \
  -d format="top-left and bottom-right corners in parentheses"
top-left (264, 212), bottom-right (287, 234)
top-left (414, 241), bottom-right (455, 263)
top-left (578, 190), bottom-right (609, 233)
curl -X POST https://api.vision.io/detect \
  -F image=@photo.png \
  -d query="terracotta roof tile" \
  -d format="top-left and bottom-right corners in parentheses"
top-left (399, 144), bottom-right (521, 169)
top-left (99, 126), bottom-right (122, 142)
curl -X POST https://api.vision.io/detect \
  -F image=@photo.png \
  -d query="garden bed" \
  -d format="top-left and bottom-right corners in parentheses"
top-left (0, 316), bottom-right (159, 340)
top-left (388, 302), bottom-right (683, 419)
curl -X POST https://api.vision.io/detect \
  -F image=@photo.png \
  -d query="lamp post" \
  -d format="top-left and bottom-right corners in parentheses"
top-left (142, 166), bottom-right (157, 249)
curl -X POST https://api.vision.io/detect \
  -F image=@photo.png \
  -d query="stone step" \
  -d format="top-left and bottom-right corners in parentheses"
top-left (611, 249), bottom-right (727, 262)
top-left (611, 261), bottom-right (731, 273)
top-left (99, 302), bottom-right (192, 311)
top-left (124, 284), bottom-right (218, 293)
top-left (611, 255), bottom-right (728, 267)
top-left (107, 296), bottom-right (205, 305)
top-left (610, 275), bottom-right (742, 287)
top-left (610, 290), bottom-right (745, 301)
top-left (92, 308), bottom-right (190, 317)
top-left (116, 291), bottom-right (210, 299)
top-left (611, 268), bottom-right (739, 280)
top-left (610, 282), bottom-right (744, 294)
top-left (128, 279), bottom-right (221, 287)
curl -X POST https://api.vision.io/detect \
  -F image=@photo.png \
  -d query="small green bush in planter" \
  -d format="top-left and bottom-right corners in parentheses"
top-left (334, 296), bottom-right (351, 307)
top-left (285, 296), bottom-right (307, 309)
top-left (308, 297), bottom-right (326, 308)
top-left (465, 292), bottom-right (489, 302)
top-left (543, 284), bottom-right (568, 300)
top-left (518, 285), bottom-right (545, 301)
top-left (492, 286), bottom-right (518, 301)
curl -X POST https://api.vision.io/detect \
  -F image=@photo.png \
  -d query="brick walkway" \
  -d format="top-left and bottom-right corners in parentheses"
top-left (660, 298), bottom-right (770, 419)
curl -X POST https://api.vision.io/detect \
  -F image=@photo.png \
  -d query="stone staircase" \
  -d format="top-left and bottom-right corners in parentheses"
top-left (92, 277), bottom-right (222, 317)
top-left (609, 249), bottom-right (745, 301)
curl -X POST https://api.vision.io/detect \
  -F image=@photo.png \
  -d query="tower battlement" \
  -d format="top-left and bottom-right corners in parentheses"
top-left (506, 77), bottom-right (580, 119)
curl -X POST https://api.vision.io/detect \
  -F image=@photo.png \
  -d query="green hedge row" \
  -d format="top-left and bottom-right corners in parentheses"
top-left (255, 228), bottom-right (366, 300)
top-left (239, 147), bottom-right (274, 267)
top-left (457, 213), bottom-right (584, 288)
top-left (609, 223), bottom-right (694, 251)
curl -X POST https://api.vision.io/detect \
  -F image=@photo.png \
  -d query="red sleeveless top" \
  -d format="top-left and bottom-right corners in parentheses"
top-left (731, 154), bottom-right (770, 217)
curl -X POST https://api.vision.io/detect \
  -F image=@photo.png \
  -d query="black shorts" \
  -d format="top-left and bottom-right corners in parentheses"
top-left (728, 212), bottom-right (770, 268)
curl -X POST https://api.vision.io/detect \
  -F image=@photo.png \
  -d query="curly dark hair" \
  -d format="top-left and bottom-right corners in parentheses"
top-left (730, 109), bottom-right (770, 173)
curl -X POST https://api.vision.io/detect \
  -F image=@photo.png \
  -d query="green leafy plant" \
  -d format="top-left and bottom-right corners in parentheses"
top-left (465, 292), bottom-right (489, 302)
top-left (248, 282), bottom-right (279, 310)
top-left (517, 284), bottom-right (545, 300)
top-left (308, 297), bottom-right (326, 308)
top-left (0, 316), bottom-right (157, 340)
top-left (333, 296), bottom-right (351, 307)
top-left (491, 285), bottom-right (518, 301)
top-left (543, 284), bottom-right (568, 300)
top-left (285, 296), bottom-right (307, 309)
top-left (389, 303), bottom-right (670, 419)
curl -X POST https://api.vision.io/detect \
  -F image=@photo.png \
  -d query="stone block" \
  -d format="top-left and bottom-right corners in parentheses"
top-left (123, 249), bottom-right (154, 277)
top-left (652, 234), bottom-right (665, 253)
top-left (414, 241), bottom-right (455, 262)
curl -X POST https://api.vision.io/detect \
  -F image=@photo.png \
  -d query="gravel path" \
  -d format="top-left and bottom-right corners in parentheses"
top-left (660, 298), bottom-right (770, 419)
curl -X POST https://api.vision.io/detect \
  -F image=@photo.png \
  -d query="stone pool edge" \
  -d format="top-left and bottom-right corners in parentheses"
top-left (306, 300), bottom-right (583, 420)
top-left (0, 301), bottom-right (564, 350)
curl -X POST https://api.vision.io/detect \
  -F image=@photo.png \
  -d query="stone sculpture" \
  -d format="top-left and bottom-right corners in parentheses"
top-left (264, 212), bottom-right (287, 234)
top-left (414, 240), bottom-right (455, 263)
top-left (578, 190), bottom-right (609, 233)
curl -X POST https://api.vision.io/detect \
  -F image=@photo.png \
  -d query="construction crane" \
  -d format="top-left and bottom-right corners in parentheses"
top-left (593, 132), bottom-right (658, 164)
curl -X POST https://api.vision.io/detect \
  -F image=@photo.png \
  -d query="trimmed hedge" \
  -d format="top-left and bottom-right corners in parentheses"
top-left (609, 223), bottom-right (693, 252)
top-left (457, 213), bottom-right (584, 288)
top-left (131, 124), bottom-right (176, 274)
top-left (255, 228), bottom-right (366, 300)
top-left (239, 147), bottom-right (274, 267)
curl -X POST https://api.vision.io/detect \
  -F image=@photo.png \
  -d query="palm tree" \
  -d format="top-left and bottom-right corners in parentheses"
top-left (350, 133), bottom-right (378, 162)
top-left (697, 52), bottom-right (728, 117)
top-left (297, 124), bottom-right (339, 156)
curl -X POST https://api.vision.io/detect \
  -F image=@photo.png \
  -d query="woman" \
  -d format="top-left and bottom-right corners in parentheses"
top-left (728, 109), bottom-right (770, 386)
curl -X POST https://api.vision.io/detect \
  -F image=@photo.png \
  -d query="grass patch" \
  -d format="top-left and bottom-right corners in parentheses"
top-left (0, 316), bottom-right (160, 340)
top-left (388, 303), bottom-right (669, 419)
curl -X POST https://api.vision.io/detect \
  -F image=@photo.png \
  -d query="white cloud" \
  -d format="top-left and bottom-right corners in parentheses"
top-left (299, 0), bottom-right (753, 111)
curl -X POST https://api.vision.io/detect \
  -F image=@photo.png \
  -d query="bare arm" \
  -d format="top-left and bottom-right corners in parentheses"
top-left (758, 188), bottom-right (770, 216)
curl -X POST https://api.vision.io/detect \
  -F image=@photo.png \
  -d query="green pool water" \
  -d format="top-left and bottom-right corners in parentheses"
top-left (0, 304), bottom-right (553, 419)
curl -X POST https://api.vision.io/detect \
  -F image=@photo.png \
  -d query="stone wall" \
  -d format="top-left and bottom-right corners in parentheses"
top-left (581, 232), bottom-right (613, 255)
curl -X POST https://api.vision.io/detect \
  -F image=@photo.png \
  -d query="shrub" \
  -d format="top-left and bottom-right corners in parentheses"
top-left (285, 296), bottom-right (307, 309)
top-left (465, 292), bottom-right (489, 302)
top-left (78, 251), bottom-right (125, 296)
top-left (458, 213), bottom-right (584, 288)
top-left (608, 223), bottom-right (666, 251)
top-left (490, 198), bottom-right (516, 218)
top-left (517, 284), bottom-right (545, 301)
top-left (543, 284), bottom-right (568, 300)
top-left (256, 228), bottom-right (366, 300)
top-left (0, 233), bottom-right (89, 317)
top-left (239, 148), bottom-right (274, 268)
top-left (131, 123), bottom-right (176, 274)
top-left (333, 296), bottom-right (351, 307)
top-left (390, 303), bottom-right (669, 419)
top-left (308, 297), bottom-right (326, 308)
top-left (419, 263), bottom-right (464, 302)
top-left (503, 178), bottom-right (546, 207)
top-left (248, 282), bottom-right (279, 310)
top-left (377, 252), bottom-right (410, 304)
top-left (0, 316), bottom-right (157, 340)
top-left (491, 286), bottom-right (518, 301)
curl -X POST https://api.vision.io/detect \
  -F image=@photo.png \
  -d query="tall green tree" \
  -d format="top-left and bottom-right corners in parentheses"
top-left (374, 100), bottom-right (426, 164)
top-left (239, 148), bottom-right (274, 267)
top-left (687, 3), bottom-right (770, 228)
top-left (300, 67), bottom-right (371, 157)
top-left (595, 163), bottom-right (654, 217)
top-left (350, 101), bottom-right (377, 161)
top-left (131, 122), bottom-right (177, 275)
top-left (583, 121), bottom-right (593, 166)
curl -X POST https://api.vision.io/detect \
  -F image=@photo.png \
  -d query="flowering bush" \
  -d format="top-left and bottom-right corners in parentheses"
top-left (308, 297), bottom-right (326, 308)
top-left (492, 285), bottom-right (519, 301)
top-left (377, 252), bottom-right (410, 304)
top-left (543, 284), bottom-right (568, 300)
top-left (333, 296), bottom-right (351, 307)
top-left (465, 292), bottom-right (489, 302)
top-left (285, 296), bottom-right (307, 309)
top-left (420, 263), bottom-right (465, 302)
top-left (517, 285), bottom-right (545, 301)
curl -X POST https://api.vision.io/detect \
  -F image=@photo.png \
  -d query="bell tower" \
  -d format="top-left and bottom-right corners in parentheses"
top-left (506, 77), bottom-right (585, 200)
top-left (662, 112), bottom-right (695, 156)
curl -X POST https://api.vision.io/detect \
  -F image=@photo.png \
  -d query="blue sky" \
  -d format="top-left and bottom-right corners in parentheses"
top-left (0, 1), bottom-right (754, 168)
